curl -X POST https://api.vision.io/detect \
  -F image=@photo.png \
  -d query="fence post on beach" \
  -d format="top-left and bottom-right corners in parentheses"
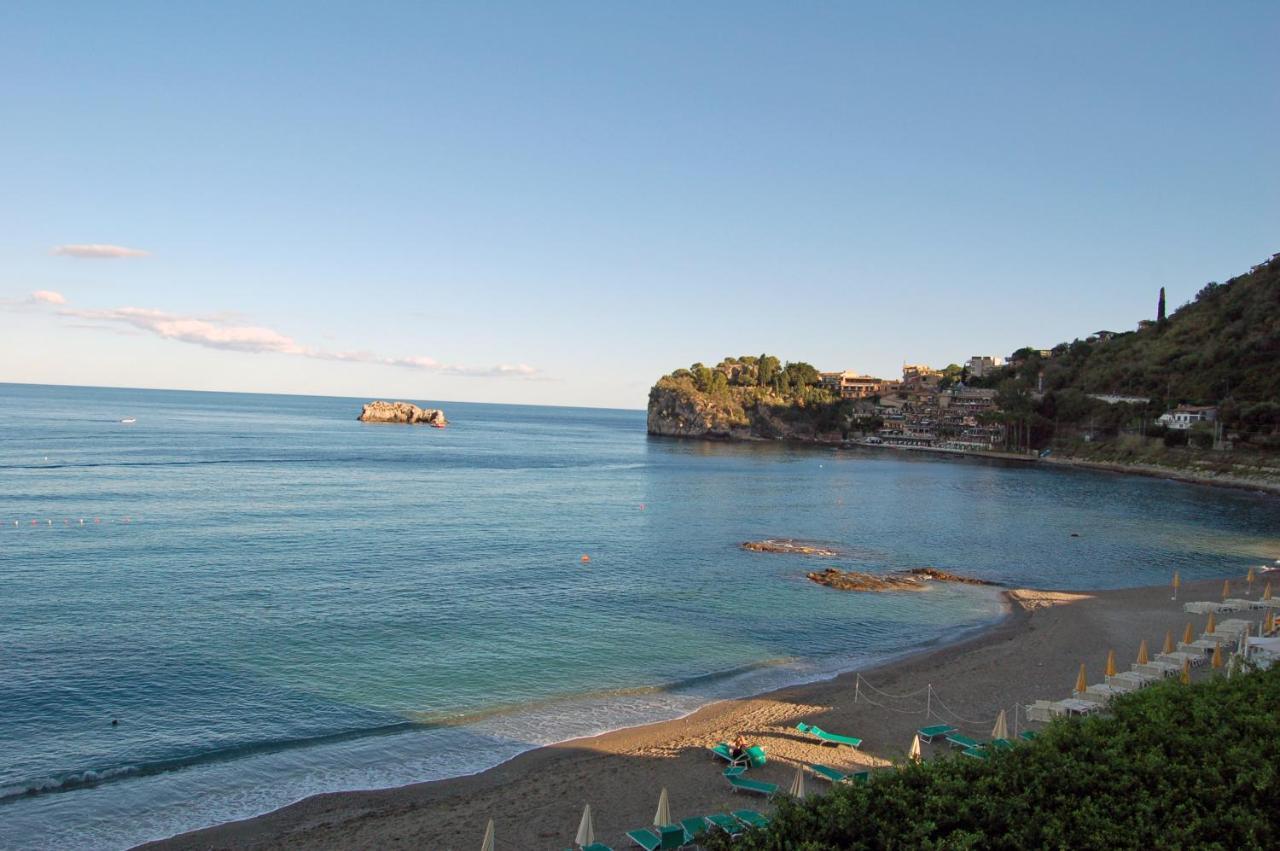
top-left (854, 674), bottom-right (861, 704)
top-left (925, 684), bottom-right (931, 720)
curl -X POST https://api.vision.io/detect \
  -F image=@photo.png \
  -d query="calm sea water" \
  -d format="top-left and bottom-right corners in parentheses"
top-left (1, 383), bottom-right (1275, 849)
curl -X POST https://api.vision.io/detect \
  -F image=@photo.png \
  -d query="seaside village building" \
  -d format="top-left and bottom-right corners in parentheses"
top-left (965, 355), bottom-right (1004, 378)
top-left (1157, 405), bottom-right (1219, 430)
top-left (825, 363), bottom-right (1006, 451)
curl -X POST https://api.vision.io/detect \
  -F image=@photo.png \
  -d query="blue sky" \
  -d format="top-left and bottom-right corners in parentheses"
top-left (2, 2), bottom-right (1276, 409)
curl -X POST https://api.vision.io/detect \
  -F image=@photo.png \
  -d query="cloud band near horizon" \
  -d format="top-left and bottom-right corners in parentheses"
top-left (52, 244), bottom-right (150, 259)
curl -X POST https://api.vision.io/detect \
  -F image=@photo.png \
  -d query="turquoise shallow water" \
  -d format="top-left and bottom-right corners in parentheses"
top-left (1, 382), bottom-right (1276, 849)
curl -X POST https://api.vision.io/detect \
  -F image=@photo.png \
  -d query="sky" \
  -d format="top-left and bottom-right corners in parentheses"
top-left (1, 2), bottom-right (1276, 409)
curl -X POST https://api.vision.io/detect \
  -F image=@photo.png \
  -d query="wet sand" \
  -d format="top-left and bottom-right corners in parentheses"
top-left (140, 576), bottom-right (1260, 851)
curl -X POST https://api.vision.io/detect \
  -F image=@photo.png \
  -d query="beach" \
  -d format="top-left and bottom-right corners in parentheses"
top-left (141, 575), bottom-right (1255, 851)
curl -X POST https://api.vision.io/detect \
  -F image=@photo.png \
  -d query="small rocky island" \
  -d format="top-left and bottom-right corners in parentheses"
top-left (807, 567), bottom-right (999, 593)
top-left (742, 539), bottom-right (841, 557)
top-left (357, 401), bottom-right (448, 426)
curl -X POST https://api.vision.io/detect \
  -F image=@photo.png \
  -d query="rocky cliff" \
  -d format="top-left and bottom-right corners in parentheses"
top-left (646, 376), bottom-right (841, 442)
top-left (357, 401), bottom-right (447, 426)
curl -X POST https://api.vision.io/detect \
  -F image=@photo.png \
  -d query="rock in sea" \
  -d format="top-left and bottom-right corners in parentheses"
top-left (357, 401), bottom-right (447, 426)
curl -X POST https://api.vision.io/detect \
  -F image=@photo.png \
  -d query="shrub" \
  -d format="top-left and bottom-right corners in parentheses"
top-left (707, 666), bottom-right (1280, 850)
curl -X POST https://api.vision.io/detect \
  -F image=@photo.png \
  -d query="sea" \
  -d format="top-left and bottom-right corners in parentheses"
top-left (1, 382), bottom-right (1276, 850)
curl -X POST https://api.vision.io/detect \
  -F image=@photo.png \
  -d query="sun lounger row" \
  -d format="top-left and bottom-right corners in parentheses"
top-left (1026, 697), bottom-right (1099, 722)
top-left (626, 810), bottom-right (770, 849)
top-left (1182, 601), bottom-right (1241, 614)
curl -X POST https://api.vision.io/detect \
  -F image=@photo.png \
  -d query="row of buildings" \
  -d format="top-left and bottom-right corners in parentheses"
top-left (820, 362), bottom-right (1005, 451)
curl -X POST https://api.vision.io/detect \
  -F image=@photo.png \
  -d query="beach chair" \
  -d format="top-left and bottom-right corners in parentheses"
top-left (806, 724), bottom-right (863, 748)
top-left (991, 738), bottom-right (1014, 751)
top-left (916, 724), bottom-right (957, 743)
top-left (625, 824), bottom-right (687, 851)
top-left (680, 816), bottom-right (710, 844)
top-left (945, 733), bottom-right (980, 750)
top-left (708, 742), bottom-right (749, 768)
top-left (1225, 598), bottom-right (1263, 610)
top-left (961, 746), bottom-right (989, 760)
top-left (732, 810), bottom-right (770, 830)
top-left (808, 763), bottom-right (868, 784)
top-left (744, 745), bottom-right (767, 767)
top-left (705, 813), bottom-right (742, 838)
top-left (726, 773), bottom-right (778, 797)
top-left (582, 845), bottom-right (615, 851)
top-left (1018, 730), bottom-right (1038, 742)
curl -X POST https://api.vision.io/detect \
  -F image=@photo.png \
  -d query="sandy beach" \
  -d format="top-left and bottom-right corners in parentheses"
top-left (141, 575), bottom-right (1263, 851)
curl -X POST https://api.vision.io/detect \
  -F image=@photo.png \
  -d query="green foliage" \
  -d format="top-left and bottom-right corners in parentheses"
top-left (706, 666), bottom-right (1280, 850)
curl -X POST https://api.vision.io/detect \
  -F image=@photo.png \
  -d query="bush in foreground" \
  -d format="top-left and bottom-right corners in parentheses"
top-left (708, 665), bottom-right (1279, 850)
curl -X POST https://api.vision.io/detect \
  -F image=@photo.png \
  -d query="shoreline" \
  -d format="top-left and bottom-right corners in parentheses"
top-left (139, 577), bottom-right (1247, 851)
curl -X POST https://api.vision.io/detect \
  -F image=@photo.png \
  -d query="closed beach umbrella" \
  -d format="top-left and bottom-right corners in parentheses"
top-left (1248, 566), bottom-right (1256, 593)
top-left (788, 765), bottom-right (806, 799)
top-left (992, 709), bottom-right (1008, 741)
top-left (1265, 580), bottom-right (1273, 601)
top-left (1162, 631), bottom-right (1174, 655)
top-left (1206, 612), bottom-right (1216, 634)
top-left (576, 804), bottom-right (595, 847)
top-left (1136, 639), bottom-right (1149, 666)
top-left (654, 787), bottom-right (671, 828)
top-left (1074, 663), bottom-right (1087, 694)
top-left (1265, 609), bottom-right (1275, 635)
top-left (1104, 650), bottom-right (1117, 678)
top-left (480, 819), bottom-right (495, 851)
top-left (1212, 641), bottom-right (1223, 669)
top-left (1221, 579), bottom-right (1230, 601)
top-left (1183, 622), bottom-right (1194, 645)
top-left (1180, 658), bottom-right (1191, 685)
top-left (1172, 571), bottom-right (1180, 597)
top-left (909, 733), bottom-right (922, 763)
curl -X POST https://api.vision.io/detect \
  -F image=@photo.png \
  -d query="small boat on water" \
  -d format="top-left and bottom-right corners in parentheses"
top-left (120, 418), bottom-right (136, 424)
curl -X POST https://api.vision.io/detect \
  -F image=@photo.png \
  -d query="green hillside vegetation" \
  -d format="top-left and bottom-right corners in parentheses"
top-left (977, 253), bottom-right (1280, 451)
top-left (707, 664), bottom-right (1280, 850)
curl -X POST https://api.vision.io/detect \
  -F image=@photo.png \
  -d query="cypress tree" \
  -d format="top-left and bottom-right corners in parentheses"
top-left (1157, 286), bottom-right (1167, 325)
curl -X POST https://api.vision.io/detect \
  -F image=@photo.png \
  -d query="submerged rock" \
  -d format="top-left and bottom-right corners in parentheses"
top-left (357, 401), bottom-right (447, 426)
top-left (742, 539), bottom-right (841, 557)
top-left (903, 568), bottom-right (1000, 586)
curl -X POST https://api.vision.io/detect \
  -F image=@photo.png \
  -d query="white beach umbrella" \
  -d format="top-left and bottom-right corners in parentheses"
top-left (480, 818), bottom-right (495, 851)
top-left (654, 787), bottom-right (671, 828)
top-left (575, 804), bottom-right (595, 847)
top-left (908, 733), bottom-right (922, 763)
top-left (992, 709), bottom-right (1009, 741)
top-left (788, 765), bottom-right (807, 799)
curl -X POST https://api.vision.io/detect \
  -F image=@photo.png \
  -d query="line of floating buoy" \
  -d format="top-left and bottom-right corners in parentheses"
top-left (8, 517), bottom-right (129, 527)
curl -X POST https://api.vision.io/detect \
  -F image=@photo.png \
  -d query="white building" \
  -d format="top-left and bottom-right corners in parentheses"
top-left (1157, 405), bottom-right (1218, 430)
top-left (966, 355), bottom-right (1004, 378)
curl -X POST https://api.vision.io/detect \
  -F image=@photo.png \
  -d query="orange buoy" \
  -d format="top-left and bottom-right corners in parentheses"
top-left (580, 555), bottom-right (591, 563)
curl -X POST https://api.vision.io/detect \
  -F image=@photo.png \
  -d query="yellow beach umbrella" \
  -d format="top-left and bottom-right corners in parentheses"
top-left (654, 787), bottom-right (671, 828)
top-left (1206, 611), bottom-right (1216, 634)
top-left (1180, 658), bottom-right (1191, 685)
top-left (1172, 571), bottom-right (1181, 599)
top-left (1104, 650), bottom-right (1117, 678)
top-left (992, 709), bottom-right (1009, 741)
top-left (1182, 622), bottom-right (1194, 644)
top-left (576, 804), bottom-right (595, 847)
top-left (480, 819), bottom-right (495, 851)
top-left (1074, 663), bottom-right (1087, 694)
top-left (1264, 580), bottom-right (1273, 601)
top-left (1137, 639), bottom-right (1149, 666)
top-left (1222, 579), bottom-right (1230, 601)
top-left (1247, 566), bottom-right (1256, 593)
top-left (788, 765), bottom-right (807, 800)
top-left (1212, 641), bottom-right (1223, 669)
top-left (1265, 609), bottom-right (1275, 635)
top-left (909, 733), bottom-right (922, 763)
top-left (1162, 630), bottom-right (1174, 655)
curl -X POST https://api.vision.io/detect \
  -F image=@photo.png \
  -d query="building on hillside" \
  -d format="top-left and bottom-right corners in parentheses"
top-left (1087, 330), bottom-right (1119, 343)
top-left (819, 370), bottom-right (887, 399)
top-left (1157, 405), bottom-right (1218, 430)
top-left (965, 355), bottom-right (1005, 378)
top-left (1088, 394), bottom-right (1151, 405)
top-left (940, 385), bottom-right (999, 412)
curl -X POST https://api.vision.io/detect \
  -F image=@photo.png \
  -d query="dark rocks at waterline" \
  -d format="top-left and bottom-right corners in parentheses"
top-left (741, 539), bottom-right (841, 557)
top-left (807, 567), bottom-right (999, 593)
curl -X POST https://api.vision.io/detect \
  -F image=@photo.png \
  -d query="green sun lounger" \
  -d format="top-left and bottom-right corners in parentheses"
top-left (992, 738), bottom-right (1014, 751)
top-left (917, 724), bottom-right (957, 743)
top-left (946, 733), bottom-right (980, 750)
top-left (582, 845), bottom-right (615, 851)
top-left (808, 763), bottom-right (848, 782)
top-left (961, 746), bottom-right (989, 760)
top-left (625, 824), bottom-right (687, 851)
top-left (806, 724), bottom-right (863, 748)
top-left (726, 773), bottom-right (778, 797)
top-left (733, 810), bottom-right (771, 830)
top-left (1018, 730), bottom-right (1038, 742)
top-left (744, 744), bottom-right (767, 767)
top-left (681, 816), bottom-right (711, 841)
top-left (709, 742), bottom-right (749, 766)
top-left (706, 813), bottom-right (742, 837)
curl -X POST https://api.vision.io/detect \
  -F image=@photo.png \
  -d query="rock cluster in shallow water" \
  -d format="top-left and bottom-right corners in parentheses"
top-left (357, 401), bottom-right (447, 426)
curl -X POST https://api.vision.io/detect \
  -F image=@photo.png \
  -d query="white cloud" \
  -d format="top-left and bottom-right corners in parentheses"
top-left (32, 290), bottom-right (67, 304)
top-left (42, 302), bottom-right (539, 378)
top-left (52, 244), bottom-right (150, 259)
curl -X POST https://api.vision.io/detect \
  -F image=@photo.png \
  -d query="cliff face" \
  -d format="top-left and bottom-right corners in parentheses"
top-left (357, 401), bottom-right (447, 425)
top-left (646, 377), bottom-right (838, 442)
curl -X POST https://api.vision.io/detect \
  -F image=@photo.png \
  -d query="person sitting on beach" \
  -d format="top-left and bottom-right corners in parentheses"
top-left (729, 734), bottom-right (749, 760)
